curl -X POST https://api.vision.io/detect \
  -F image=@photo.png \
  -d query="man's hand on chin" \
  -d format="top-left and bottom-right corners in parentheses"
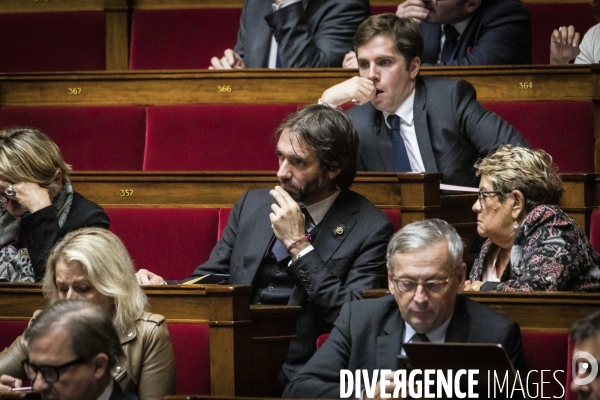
top-left (269, 186), bottom-right (310, 258)
top-left (320, 76), bottom-right (376, 107)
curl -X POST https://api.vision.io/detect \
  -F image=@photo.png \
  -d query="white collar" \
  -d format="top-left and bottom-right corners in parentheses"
top-left (403, 312), bottom-right (454, 345)
top-left (383, 88), bottom-right (416, 128)
top-left (299, 189), bottom-right (340, 226)
top-left (441, 17), bottom-right (472, 37)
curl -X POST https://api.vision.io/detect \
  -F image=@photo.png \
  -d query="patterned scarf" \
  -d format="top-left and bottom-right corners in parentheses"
top-left (0, 183), bottom-right (73, 282)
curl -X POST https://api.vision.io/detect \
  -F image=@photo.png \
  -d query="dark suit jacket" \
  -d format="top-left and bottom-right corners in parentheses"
top-left (19, 191), bottom-right (109, 281)
top-left (284, 295), bottom-right (526, 398)
top-left (421, 0), bottom-right (532, 65)
top-left (109, 380), bottom-right (139, 400)
top-left (191, 188), bottom-right (393, 380)
top-left (349, 77), bottom-right (528, 188)
top-left (233, 0), bottom-right (369, 68)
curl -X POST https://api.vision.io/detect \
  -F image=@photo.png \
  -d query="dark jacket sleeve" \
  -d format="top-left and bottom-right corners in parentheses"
top-left (435, 0), bottom-right (532, 66)
top-left (20, 193), bottom-right (109, 281)
top-left (264, 0), bottom-right (370, 67)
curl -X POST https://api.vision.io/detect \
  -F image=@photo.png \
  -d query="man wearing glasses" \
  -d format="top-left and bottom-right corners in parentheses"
top-left (284, 219), bottom-right (525, 398)
top-left (15, 300), bottom-right (137, 400)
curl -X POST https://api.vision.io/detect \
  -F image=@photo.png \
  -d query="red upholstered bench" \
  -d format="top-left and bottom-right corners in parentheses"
top-left (589, 210), bottom-right (600, 254)
top-left (130, 8), bottom-right (241, 70)
top-left (0, 106), bottom-right (146, 171)
top-left (381, 209), bottom-right (402, 233)
top-left (0, 319), bottom-right (29, 352)
top-left (521, 331), bottom-right (569, 399)
top-left (167, 322), bottom-right (211, 395)
top-left (526, 3), bottom-right (596, 64)
top-left (0, 12), bottom-right (105, 72)
top-left (482, 101), bottom-right (594, 173)
top-left (143, 104), bottom-right (298, 171)
top-left (371, 6), bottom-right (397, 15)
top-left (105, 208), bottom-right (220, 280)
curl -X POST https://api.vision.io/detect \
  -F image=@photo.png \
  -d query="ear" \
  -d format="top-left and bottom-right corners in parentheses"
top-left (92, 353), bottom-right (109, 380)
top-left (456, 262), bottom-right (467, 292)
top-left (327, 168), bottom-right (341, 181)
top-left (387, 265), bottom-right (397, 296)
top-left (464, 0), bottom-right (482, 13)
top-left (510, 190), bottom-right (525, 220)
top-left (52, 169), bottom-right (63, 185)
top-left (409, 56), bottom-right (420, 80)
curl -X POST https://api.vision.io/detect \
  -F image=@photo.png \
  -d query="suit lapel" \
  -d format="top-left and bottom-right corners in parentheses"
top-left (288, 190), bottom-right (358, 305)
top-left (377, 307), bottom-right (405, 369)
top-left (413, 79), bottom-right (439, 173)
top-left (374, 111), bottom-right (394, 171)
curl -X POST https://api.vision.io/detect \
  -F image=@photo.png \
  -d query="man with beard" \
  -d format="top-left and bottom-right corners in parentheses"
top-left (136, 104), bottom-right (393, 392)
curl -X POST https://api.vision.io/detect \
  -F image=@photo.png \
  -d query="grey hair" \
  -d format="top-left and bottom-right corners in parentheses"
top-left (25, 299), bottom-right (124, 369)
top-left (386, 219), bottom-right (463, 271)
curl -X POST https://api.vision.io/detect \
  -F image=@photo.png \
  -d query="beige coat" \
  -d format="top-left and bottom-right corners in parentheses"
top-left (0, 311), bottom-right (176, 400)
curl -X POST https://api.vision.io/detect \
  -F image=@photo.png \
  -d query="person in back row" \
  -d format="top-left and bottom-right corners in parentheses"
top-left (136, 105), bottom-right (393, 392)
top-left (550, 0), bottom-right (600, 64)
top-left (321, 14), bottom-right (528, 188)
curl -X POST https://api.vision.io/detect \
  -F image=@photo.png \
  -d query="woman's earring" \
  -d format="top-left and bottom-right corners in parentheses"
top-left (513, 220), bottom-right (519, 229)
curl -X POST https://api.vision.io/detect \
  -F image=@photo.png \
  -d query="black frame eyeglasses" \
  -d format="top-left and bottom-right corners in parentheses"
top-left (22, 357), bottom-right (89, 384)
top-left (477, 189), bottom-right (503, 207)
top-left (392, 270), bottom-right (455, 294)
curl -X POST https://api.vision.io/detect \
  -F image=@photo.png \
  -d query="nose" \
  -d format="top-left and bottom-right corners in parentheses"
top-left (32, 371), bottom-right (50, 393)
top-left (65, 288), bottom-right (79, 300)
top-left (413, 284), bottom-right (429, 304)
top-left (472, 198), bottom-right (481, 213)
top-left (277, 159), bottom-right (292, 181)
top-left (366, 64), bottom-right (379, 82)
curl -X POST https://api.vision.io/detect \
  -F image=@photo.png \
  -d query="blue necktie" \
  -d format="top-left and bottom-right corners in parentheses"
top-left (387, 114), bottom-right (411, 172)
top-left (441, 25), bottom-right (460, 63)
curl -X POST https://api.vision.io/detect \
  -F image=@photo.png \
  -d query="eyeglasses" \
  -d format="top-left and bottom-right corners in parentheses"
top-left (477, 189), bottom-right (503, 207)
top-left (392, 270), bottom-right (455, 294)
top-left (22, 357), bottom-right (89, 384)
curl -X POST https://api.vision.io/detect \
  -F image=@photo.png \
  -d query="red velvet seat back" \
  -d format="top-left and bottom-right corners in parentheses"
top-left (526, 3), bottom-right (596, 64)
top-left (144, 104), bottom-right (298, 171)
top-left (0, 12), bottom-right (105, 72)
top-left (105, 208), bottom-right (219, 280)
top-left (130, 8), bottom-right (241, 70)
top-left (589, 210), bottom-right (600, 254)
top-left (381, 209), bottom-right (402, 233)
top-left (521, 331), bottom-right (569, 399)
top-left (218, 208), bottom-right (233, 240)
top-left (167, 322), bottom-right (211, 395)
top-left (482, 101), bottom-right (594, 173)
top-left (370, 6), bottom-right (397, 15)
top-left (0, 106), bottom-right (146, 171)
top-left (0, 320), bottom-right (28, 352)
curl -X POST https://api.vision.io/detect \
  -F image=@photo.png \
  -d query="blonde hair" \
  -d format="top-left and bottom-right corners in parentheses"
top-left (0, 126), bottom-right (70, 186)
top-left (43, 228), bottom-right (147, 336)
top-left (475, 145), bottom-right (562, 212)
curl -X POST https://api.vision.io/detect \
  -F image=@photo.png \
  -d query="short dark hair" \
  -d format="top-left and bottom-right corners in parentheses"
top-left (354, 14), bottom-right (424, 69)
top-left (276, 104), bottom-right (359, 189)
top-left (25, 300), bottom-right (124, 369)
top-left (571, 310), bottom-right (600, 345)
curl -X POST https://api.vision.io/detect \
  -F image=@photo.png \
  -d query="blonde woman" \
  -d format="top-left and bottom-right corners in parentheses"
top-left (0, 126), bottom-right (109, 282)
top-left (0, 228), bottom-right (176, 400)
top-left (466, 145), bottom-right (600, 292)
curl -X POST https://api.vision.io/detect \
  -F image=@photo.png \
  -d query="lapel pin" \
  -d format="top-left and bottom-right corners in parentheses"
top-left (334, 226), bottom-right (344, 235)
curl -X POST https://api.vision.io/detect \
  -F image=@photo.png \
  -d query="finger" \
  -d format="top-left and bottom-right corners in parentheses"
top-left (210, 56), bottom-right (225, 69)
top-left (551, 29), bottom-right (562, 44)
top-left (224, 49), bottom-right (236, 67)
top-left (273, 186), bottom-right (296, 208)
top-left (150, 276), bottom-right (164, 285)
top-left (572, 31), bottom-right (581, 47)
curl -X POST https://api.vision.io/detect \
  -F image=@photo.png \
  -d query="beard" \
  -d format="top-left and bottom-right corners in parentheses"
top-left (279, 172), bottom-right (331, 204)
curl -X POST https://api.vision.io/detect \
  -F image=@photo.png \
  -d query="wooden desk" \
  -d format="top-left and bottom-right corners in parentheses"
top-left (0, 283), bottom-right (300, 397)
top-left (363, 289), bottom-right (600, 331)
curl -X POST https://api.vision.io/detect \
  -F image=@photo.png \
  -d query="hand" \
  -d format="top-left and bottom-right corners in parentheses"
top-left (464, 280), bottom-right (483, 291)
top-left (343, 51), bottom-right (358, 69)
top-left (136, 269), bottom-right (165, 285)
top-left (396, 0), bottom-right (429, 23)
top-left (367, 371), bottom-right (401, 400)
top-left (550, 25), bottom-right (581, 65)
top-left (269, 186), bottom-right (308, 256)
top-left (320, 76), bottom-right (376, 107)
top-left (0, 180), bottom-right (52, 214)
top-left (209, 49), bottom-right (245, 69)
top-left (0, 375), bottom-right (23, 392)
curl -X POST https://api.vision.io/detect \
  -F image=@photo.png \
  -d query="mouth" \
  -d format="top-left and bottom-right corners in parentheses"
top-left (375, 89), bottom-right (384, 97)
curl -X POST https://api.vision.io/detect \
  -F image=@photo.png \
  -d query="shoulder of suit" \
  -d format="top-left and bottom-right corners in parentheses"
top-left (137, 311), bottom-right (166, 326)
top-left (459, 295), bottom-right (515, 327)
